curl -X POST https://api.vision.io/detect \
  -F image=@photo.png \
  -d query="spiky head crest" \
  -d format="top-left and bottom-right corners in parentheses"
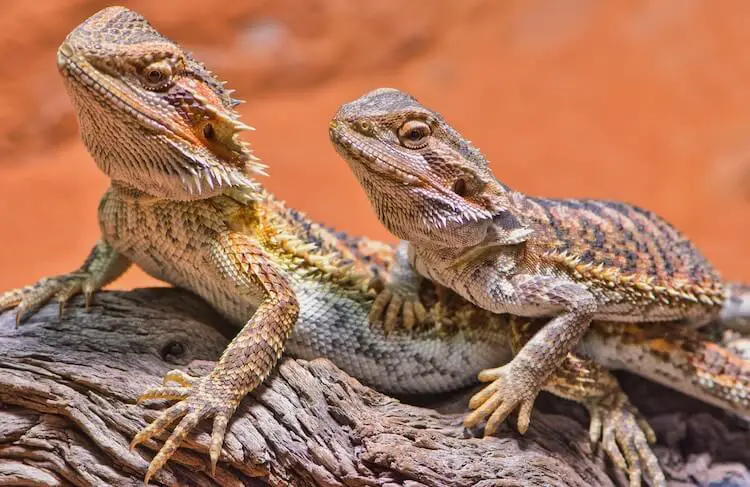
top-left (330, 88), bottom-right (515, 248)
top-left (58, 6), bottom-right (266, 200)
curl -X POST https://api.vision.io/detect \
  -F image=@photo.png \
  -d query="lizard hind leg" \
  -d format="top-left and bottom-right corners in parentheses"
top-left (468, 318), bottom-right (665, 487)
top-left (545, 342), bottom-right (665, 487)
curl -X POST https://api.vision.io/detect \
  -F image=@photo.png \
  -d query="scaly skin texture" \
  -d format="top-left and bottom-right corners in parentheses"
top-left (329, 88), bottom-right (735, 466)
top-left (1, 9), bottom-right (749, 487)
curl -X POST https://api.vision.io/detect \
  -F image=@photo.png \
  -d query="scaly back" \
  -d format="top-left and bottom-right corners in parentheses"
top-left (330, 88), bottom-right (725, 310)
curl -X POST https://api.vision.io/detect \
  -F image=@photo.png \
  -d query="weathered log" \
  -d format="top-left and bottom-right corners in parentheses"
top-left (0, 289), bottom-right (747, 486)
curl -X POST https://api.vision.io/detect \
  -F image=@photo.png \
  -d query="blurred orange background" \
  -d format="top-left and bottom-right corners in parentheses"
top-left (0, 0), bottom-right (748, 291)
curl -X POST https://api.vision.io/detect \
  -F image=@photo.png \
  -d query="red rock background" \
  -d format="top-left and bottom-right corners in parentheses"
top-left (0, 0), bottom-right (748, 291)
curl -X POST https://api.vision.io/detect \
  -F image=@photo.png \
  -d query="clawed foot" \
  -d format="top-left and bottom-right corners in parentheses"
top-left (368, 277), bottom-right (426, 333)
top-left (586, 393), bottom-right (665, 487)
top-left (0, 273), bottom-right (98, 325)
top-left (464, 364), bottom-right (540, 435)
top-left (131, 369), bottom-right (240, 483)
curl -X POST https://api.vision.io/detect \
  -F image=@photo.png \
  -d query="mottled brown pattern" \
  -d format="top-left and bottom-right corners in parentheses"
top-left (331, 88), bottom-right (724, 316)
top-left (587, 321), bottom-right (750, 414)
top-left (330, 88), bottom-right (741, 487)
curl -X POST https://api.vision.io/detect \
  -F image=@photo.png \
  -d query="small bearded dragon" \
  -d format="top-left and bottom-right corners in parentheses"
top-left (330, 87), bottom-right (740, 480)
top-left (2, 10), bottom-right (749, 487)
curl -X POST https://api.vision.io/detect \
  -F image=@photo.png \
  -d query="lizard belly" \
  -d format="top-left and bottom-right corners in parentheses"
top-left (286, 277), bottom-right (511, 395)
top-left (98, 190), bottom-right (261, 324)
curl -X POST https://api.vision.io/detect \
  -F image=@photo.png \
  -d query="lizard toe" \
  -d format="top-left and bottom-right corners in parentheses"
top-left (2, 273), bottom-right (101, 326)
top-left (601, 419), bottom-right (628, 472)
top-left (0, 283), bottom-right (38, 312)
top-left (413, 300), bottom-right (427, 324)
top-left (163, 369), bottom-right (199, 387)
top-left (131, 401), bottom-right (189, 450)
top-left (618, 437), bottom-right (643, 487)
top-left (465, 388), bottom-right (503, 429)
top-left (638, 437), bottom-right (665, 487)
top-left (368, 289), bottom-right (393, 332)
top-left (483, 397), bottom-right (515, 436)
top-left (14, 279), bottom-right (61, 325)
top-left (587, 393), bottom-right (664, 487)
top-left (210, 414), bottom-right (230, 475)
top-left (137, 386), bottom-right (192, 403)
top-left (133, 374), bottom-right (241, 482)
top-left (515, 396), bottom-right (536, 434)
top-left (615, 416), bottom-right (664, 487)
top-left (401, 301), bottom-right (416, 330)
top-left (55, 279), bottom-right (84, 316)
top-left (367, 283), bottom-right (427, 334)
top-left (468, 364), bottom-right (540, 435)
top-left (143, 409), bottom-right (203, 484)
top-left (385, 293), bottom-right (404, 330)
top-left (476, 365), bottom-right (504, 382)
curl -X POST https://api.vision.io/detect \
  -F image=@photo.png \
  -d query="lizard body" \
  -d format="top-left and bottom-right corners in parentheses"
top-left (330, 88), bottom-right (743, 482)
top-left (1, 9), bottom-right (749, 487)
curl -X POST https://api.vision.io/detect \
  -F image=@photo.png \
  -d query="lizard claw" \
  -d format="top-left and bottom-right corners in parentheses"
top-left (132, 370), bottom-right (240, 483)
top-left (368, 278), bottom-right (427, 333)
top-left (163, 368), bottom-right (199, 386)
top-left (464, 364), bottom-right (540, 435)
top-left (0, 273), bottom-right (96, 326)
top-left (586, 393), bottom-right (664, 487)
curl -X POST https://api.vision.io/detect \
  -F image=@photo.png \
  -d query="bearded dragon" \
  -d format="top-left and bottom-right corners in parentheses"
top-left (2, 9), bottom-right (749, 487)
top-left (330, 87), bottom-right (746, 480)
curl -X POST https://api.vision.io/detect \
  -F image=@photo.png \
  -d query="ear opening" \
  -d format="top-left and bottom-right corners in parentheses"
top-left (483, 211), bottom-right (533, 246)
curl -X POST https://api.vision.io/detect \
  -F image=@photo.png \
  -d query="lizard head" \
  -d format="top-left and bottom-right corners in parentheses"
top-left (330, 88), bottom-right (519, 248)
top-left (57, 6), bottom-right (266, 200)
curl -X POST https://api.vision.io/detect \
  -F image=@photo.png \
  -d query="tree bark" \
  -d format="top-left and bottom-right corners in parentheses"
top-left (0, 289), bottom-right (747, 487)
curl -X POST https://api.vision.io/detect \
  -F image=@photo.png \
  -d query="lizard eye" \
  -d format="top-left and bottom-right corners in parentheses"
top-left (143, 61), bottom-right (173, 89)
top-left (398, 120), bottom-right (430, 149)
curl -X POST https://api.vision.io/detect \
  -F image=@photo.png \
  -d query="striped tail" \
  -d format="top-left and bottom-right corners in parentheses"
top-left (720, 281), bottom-right (750, 333)
top-left (583, 321), bottom-right (750, 416)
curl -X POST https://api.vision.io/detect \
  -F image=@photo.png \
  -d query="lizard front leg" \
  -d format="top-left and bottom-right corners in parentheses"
top-left (464, 274), bottom-right (596, 434)
top-left (368, 240), bottom-right (426, 332)
top-left (494, 318), bottom-right (665, 487)
top-left (0, 240), bottom-right (130, 324)
top-left (130, 232), bottom-right (299, 483)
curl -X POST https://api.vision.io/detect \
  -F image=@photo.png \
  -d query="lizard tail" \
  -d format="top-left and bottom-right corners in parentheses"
top-left (720, 281), bottom-right (750, 333)
top-left (585, 321), bottom-right (750, 416)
